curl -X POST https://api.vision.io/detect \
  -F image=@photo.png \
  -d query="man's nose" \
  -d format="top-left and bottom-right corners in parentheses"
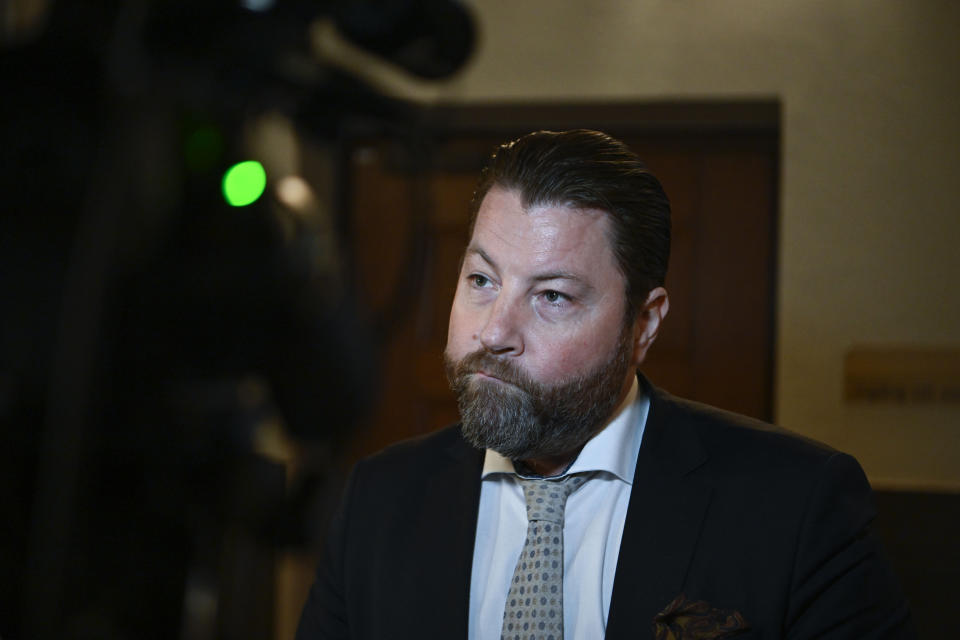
top-left (479, 295), bottom-right (524, 355)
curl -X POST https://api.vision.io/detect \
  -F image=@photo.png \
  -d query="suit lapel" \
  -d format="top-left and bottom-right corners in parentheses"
top-left (411, 430), bottom-right (483, 637)
top-left (605, 381), bottom-right (713, 640)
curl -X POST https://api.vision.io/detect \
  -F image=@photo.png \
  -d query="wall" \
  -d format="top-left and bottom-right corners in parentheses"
top-left (364, 0), bottom-right (960, 489)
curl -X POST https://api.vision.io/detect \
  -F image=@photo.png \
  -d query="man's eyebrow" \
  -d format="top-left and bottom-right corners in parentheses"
top-left (464, 246), bottom-right (498, 271)
top-left (531, 271), bottom-right (584, 283)
top-left (531, 271), bottom-right (595, 292)
top-left (464, 245), bottom-right (595, 291)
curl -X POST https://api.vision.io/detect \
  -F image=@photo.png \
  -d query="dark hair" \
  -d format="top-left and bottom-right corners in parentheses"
top-left (469, 129), bottom-right (671, 317)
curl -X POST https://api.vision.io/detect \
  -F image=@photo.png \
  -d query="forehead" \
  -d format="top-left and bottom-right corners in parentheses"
top-left (468, 187), bottom-right (621, 281)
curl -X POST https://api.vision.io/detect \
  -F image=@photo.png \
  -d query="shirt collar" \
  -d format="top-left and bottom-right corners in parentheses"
top-left (480, 376), bottom-right (648, 485)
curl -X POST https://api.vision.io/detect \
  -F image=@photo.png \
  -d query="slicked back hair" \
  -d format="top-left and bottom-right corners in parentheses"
top-left (468, 129), bottom-right (672, 319)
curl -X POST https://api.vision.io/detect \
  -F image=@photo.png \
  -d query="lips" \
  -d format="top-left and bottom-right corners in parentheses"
top-left (471, 369), bottom-right (522, 391)
top-left (474, 370), bottom-right (506, 383)
top-left (447, 349), bottom-right (532, 393)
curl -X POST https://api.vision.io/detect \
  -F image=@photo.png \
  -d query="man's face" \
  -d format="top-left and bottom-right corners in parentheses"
top-left (444, 187), bottom-right (645, 461)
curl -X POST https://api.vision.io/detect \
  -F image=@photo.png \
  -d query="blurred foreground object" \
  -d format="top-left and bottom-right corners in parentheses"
top-left (0, 1), bottom-right (474, 638)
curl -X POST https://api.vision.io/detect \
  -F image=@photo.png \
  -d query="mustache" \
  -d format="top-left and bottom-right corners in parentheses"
top-left (447, 349), bottom-right (538, 392)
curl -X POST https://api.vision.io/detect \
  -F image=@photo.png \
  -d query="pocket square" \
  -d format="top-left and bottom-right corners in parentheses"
top-left (652, 593), bottom-right (750, 640)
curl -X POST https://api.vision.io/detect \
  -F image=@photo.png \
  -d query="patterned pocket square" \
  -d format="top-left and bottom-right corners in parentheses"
top-left (652, 593), bottom-right (750, 640)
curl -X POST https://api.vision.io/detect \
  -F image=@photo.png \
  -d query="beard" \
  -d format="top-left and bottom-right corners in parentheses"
top-left (443, 327), bottom-right (634, 461)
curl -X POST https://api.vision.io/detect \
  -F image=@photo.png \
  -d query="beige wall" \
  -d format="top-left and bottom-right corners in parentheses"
top-left (409, 0), bottom-right (960, 489)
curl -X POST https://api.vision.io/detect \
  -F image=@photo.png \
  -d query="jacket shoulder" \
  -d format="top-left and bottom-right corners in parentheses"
top-left (649, 385), bottom-right (842, 474)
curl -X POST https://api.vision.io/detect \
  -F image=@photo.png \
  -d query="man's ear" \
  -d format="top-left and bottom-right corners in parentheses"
top-left (630, 286), bottom-right (669, 367)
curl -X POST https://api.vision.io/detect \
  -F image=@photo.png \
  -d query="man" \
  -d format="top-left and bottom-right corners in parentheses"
top-left (297, 130), bottom-right (913, 639)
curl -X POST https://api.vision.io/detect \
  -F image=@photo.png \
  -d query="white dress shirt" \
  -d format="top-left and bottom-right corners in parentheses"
top-left (468, 377), bottom-right (649, 639)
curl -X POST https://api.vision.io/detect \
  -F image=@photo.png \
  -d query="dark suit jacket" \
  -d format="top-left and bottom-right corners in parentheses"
top-left (297, 379), bottom-right (913, 639)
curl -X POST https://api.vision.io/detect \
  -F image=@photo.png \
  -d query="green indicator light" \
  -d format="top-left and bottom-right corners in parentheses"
top-left (222, 160), bottom-right (267, 207)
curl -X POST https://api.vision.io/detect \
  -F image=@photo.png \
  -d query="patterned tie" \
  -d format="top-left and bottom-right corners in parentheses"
top-left (501, 474), bottom-right (586, 640)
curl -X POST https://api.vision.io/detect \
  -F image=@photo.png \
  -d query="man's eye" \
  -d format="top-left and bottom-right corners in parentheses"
top-left (543, 290), bottom-right (568, 304)
top-left (470, 274), bottom-right (489, 287)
